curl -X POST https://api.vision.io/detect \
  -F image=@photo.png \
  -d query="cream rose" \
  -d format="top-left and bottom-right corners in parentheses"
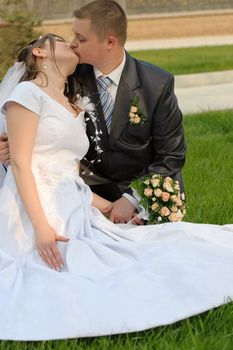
top-left (170, 195), bottom-right (178, 203)
top-left (144, 187), bottom-right (153, 197)
top-left (175, 196), bottom-right (183, 206)
top-left (169, 212), bottom-right (178, 222)
top-left (130, 106), bottom-right (138, 113)
top-left (161, 192), bottom-right (170, 202)
top-left (150, 178), bottom-right (160, 188)
top-left (154, 188), bottom-right (162, 198)
top-left (170, 205), bottom-right (178, 212)
top-left (176, 209), bottom-right (184, 221)
top-left (163, 181), bottom-right (174, 193)
top-left (134, 115), bottom-right (141, 124)
top-left (170, 195), bottom-right (182, 206)
top-left (160, 206), bottom-right (170, 217)
top-left (181, 192), bottom-right (186, 201)
top-left (164, 176), bottom-right (173, 183)
top-left (130, 116), bottom-right (135, 123)
top-left (151, 203), bottom-right (159, 211)
top-left (144, 179), bottom-right (150, 185)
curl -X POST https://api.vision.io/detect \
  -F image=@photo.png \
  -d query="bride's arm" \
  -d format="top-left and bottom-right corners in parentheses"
top-left (76, 160), bottom-right (111, 212)
top-left (92, 192), bottom-right (111, 212)
top-left (7, 102), bottom-right (68, 270)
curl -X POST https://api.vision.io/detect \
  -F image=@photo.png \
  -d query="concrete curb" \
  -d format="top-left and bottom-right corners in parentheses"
top-left (175, 82), bottom-right (233, 114)
top-left (175, 70), bottom-right (233, 88)
top-left (125, 35), bottom-right (233, 51)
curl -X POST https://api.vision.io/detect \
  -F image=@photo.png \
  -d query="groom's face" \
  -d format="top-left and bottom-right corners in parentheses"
top-left (71, 18), bottom-right (107, 67)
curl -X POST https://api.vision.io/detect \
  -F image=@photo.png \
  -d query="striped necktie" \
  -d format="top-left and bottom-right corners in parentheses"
top-left (97, 75), bottom-right (114, 134)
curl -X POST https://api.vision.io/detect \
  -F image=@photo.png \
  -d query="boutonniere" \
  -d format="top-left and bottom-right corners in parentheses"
top-left (128, 95), bottom-right (147, 125)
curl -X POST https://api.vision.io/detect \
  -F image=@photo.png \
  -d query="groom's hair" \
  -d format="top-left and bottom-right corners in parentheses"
top-left (73, 0), bottom-right (127, 46)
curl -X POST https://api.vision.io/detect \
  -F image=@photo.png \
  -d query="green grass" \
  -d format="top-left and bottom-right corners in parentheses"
top-left (183, 110), bottom-right (233, 224)
top-left (1, 110), bottom-right (233, 349)
top-left (130, 45), bottom-right (233, 75)
top-left (1, 302), bottom-right (233, 349)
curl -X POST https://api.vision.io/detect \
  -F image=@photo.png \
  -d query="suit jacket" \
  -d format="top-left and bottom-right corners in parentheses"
top-left (72, 52), bottom-right (186, 200)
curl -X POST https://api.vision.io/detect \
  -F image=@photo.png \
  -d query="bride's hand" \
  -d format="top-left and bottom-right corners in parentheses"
top-left (35, 225), bottom-right (69, 271)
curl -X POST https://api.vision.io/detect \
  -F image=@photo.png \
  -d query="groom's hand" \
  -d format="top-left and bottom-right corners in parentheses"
top-left (105, 197), bottom-right (136, 223)
top-left (0, 133), bottom-right (10, 165)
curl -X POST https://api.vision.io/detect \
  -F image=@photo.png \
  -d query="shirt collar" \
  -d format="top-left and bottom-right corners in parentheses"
top-left (94, 51), bottom-right (126, 86)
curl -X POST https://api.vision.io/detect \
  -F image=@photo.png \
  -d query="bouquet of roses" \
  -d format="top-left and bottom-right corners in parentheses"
top-left (130, 174), bottom-right (186, 224)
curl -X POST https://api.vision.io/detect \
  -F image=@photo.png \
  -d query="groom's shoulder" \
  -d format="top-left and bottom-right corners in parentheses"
top-left (128, 53), bottom-right (172, 81)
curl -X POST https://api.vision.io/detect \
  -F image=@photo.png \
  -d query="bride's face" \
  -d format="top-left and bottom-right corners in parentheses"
top-left (45, 37), bottom-right (79, 75)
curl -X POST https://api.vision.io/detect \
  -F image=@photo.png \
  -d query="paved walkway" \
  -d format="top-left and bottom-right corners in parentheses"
top-left (125, 35), bottom-right (233, 114)
top-left (175, 70), bottom-right (233, 114)
top-left (125, 35), bottom-right (233, 51)
top-left (175, 81), bottom-right (233, 115)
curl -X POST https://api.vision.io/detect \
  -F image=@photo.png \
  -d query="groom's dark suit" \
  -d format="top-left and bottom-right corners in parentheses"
top-left (73, 52), bottom-right (186, 202)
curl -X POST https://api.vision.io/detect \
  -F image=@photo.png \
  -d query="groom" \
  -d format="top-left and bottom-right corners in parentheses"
top-left (0, 0), bottom-right (186, 224)
top-left (70, 0), bottom-right (186, 223)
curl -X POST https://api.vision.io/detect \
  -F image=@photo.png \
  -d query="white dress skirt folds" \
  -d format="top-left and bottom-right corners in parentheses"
top-left (0, 82), bottom-right (233, 341)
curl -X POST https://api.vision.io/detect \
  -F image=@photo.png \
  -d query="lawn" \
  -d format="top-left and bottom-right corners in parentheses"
top-left (1, 110), bottom-right (233, 349)
top-left (183, 110), bottom-right (233, 225)
top-left (130, 45), bottom-right (233, 75)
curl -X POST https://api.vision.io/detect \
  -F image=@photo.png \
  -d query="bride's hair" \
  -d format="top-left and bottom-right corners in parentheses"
top-left (17, 33), bottom-right (63, 83)
top-left (17, 33), bottom-right (77, 104)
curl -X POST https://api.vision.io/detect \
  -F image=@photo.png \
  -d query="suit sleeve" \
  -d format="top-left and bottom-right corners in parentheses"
top-left (148, 74), bottom-right (186, 189)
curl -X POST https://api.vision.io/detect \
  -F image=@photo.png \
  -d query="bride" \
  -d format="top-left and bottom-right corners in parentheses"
top-left (0, 34), bottom-right (233, 341)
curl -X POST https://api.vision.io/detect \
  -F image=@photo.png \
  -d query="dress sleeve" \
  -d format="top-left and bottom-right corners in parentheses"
top-left (1, 82), bottom-right (41, 117)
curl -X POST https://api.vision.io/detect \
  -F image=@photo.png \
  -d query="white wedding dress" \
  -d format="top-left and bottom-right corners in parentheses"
top-left (0, 81), bottom-right (233, 341)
